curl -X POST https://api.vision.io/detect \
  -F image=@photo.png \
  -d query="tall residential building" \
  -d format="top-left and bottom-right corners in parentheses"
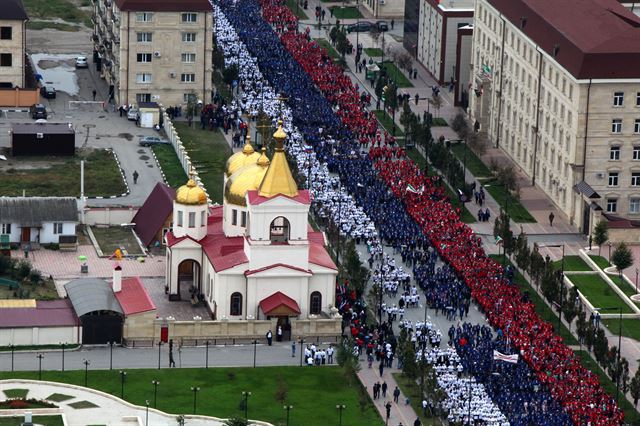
top-left (469, 0), bottom-right (640, 233)
top-left (92, 0), bottom-right (212, 107)
top-left (0, 0), bottom-right (28, 89)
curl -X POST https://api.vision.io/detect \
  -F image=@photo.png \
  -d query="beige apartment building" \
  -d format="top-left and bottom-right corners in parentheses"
top-left (93, 0), bottom-right (212, 107)
top-left (0, 0), bottom-right (28, 89)
top-left (469, 0), bottom-right (640, 234)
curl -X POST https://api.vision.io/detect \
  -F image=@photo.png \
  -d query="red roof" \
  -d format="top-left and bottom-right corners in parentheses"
top-left (114, 277), bottom-right (156, 315)
top-left (245, 263), bottom-right (312, 276)
top-left (0, 300), bottom-right (79, 328)
top-left (247, 189), bottom-right (311, 206)
top-left (309, 242), bottom-right (338, 270)
top-left (133, 183), bottom-right (175, 247)
top-left (488, 0), bottom-right (640, 78)
top-left (259, 291), bottom-right (301, 315)
top-left (115, 0), bottom-right (211, 11)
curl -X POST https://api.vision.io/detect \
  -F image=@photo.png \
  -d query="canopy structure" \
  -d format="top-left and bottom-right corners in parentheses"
top-left (64, 278), bottom-right (123, 316)
top-left (259, 291), bottom-right (301, 316)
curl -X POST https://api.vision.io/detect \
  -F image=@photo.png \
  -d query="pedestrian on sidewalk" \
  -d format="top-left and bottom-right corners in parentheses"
top-left (381, 381), bottom-right (388, 398)
top-left (291, 341), bottom-right (296, 357)
top-left (92, 89), bottom-right (97, 101)
top-left (379, 360), bottom-right (384, 377)
top-left (133, 170), bottom-right (139, 184)
top-left (385, 401), bottom-right (392, 420)
top-left (393, 386), bottom-right (400, 403)
top-left (415, 93), bottom-right (419, 105)
top-left (549, 211), bottom-right (555, 226)
top-left (390, 19), bottom-right (395, 30)
top-left (414, 418), bottom-right (422, 426)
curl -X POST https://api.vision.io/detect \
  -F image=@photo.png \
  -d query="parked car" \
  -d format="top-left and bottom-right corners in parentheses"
top-left (30, 104), bottom-right (47, 119)
top-left (138, 136), bottom-right (169, 147)
top-left (40, 86), bottom-right (56, 99)
top-left (375, 21), bottom-right (389, 32)
top-left (127, 107), bottom-right (139, 121)
top-left (346, 21), bottom-right (373, 33)
top-left (75, 56), bottom-right (88, 68)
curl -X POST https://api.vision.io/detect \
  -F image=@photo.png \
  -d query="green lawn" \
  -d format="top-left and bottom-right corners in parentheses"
top-left (173, 123), bottom-right (232, 204)
top-left (26, 21), bottom-right (81, 31)
top-left (286, 0), bottom-right (309, 20)
top-left (3, 389), bottom-right (28, 399)
top-left (488, 255), bottom-right (578, 345)
top-left (329, 6), bottom-right (363, 19)
top-left (0, 416), bottom-right (63, 426)
top-left (373, 110), bottom-right (405, 137)
top-left (393, 373), bottom-right (439, 425)
top-left (553, 255), bottom-right (592, 272)
top-left (450, 143), bottom-right (492, 178)
top-left (380, 62), bottom-right (413, 88)
top-left (483, 181), bottom-right (536, 223)
top-left (151, 144), bottom-right (188, 188)
top-left (23, 0), bottom-right (92, 27)
top-left (602, 318), bottom-right (640, 341)
top-left (90, 227), bottom-right (144, 257)
top-left (315, 38), bottom-right (341, 61)
top-left (589, 255), bottom-right (611, 270)
top-left (607, 274), bottom-right (640, 307)
top-left (573, 350), bottom-right (640, 425)
top-left (1, 367), bottom-right (383, 426)
top-left (0, 149), bottom-right (127, 198)
top-left (431, 118), bottom-right (448, 127)
top-left (568, 274), bottom-right (633, 313)
top-left (364, 48), bottom-right (383, 57)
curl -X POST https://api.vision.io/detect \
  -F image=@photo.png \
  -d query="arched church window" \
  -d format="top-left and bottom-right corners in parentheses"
top-left (269, 216), bottom-right (290, 243)
top-left (310, 291), bottom-right (322, 315)
top-left (230, 292), bottom-right (243, 316)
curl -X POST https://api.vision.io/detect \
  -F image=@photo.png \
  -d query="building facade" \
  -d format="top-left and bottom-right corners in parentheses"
top-left (469, 0), bottom-right (640, 233)
top-left (0, 0), bottom-right (28, 89)
top-left (0, 197), bottom-right (78, 245)
top-left (92, 0), bottom-right (212, 107)
top-left (362, 0), bottom-right (405, 19)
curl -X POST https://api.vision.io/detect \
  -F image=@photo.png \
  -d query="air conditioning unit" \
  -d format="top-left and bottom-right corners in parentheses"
top-left (154, 51), bottom-right (161, 58)
top-left (169, 72), bottom-right (176, 78)
top-left (595, 172), bottom-right (605, 179)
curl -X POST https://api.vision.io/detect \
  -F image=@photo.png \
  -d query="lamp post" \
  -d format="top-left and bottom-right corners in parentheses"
top-left (299, 337), bottom-right (305, 366)
top-left (205, 341), bottom-right (210, 369)
top-left (61, 343), bottom-right (65, 372)
top-left (145, 400), bottom-right (150, 426)
top-left (151, 380), bottom-right (160, 408)
top-left (252, 339), bottom-right (258, 368)
top-left (119, 370), bottom-right (127, 399)
top-left (283, 405), bottom-right (293, 426)
top-left (539, 244), bottom-right (565, 331)
top-left (10, 344), bottom-right (14, 372)
top-left (636, 268), bottom-right (638, 294)
top-left (336, 404), bottom-right (346, 426)
top-left (242, 391), bottom-right (251, 421)
top-left (596, 306), bottom-right (623, 404)
top-left (109, 341), bottom-right (114, 370)
top-left (83, 360), bottom-right (90, 387)
top-left (37, 353), bottom-right (44, 380)
top-left (191, 386), bottom-right (200, 414)
top-left (157, 341), bottom-right (162, 370)
top-left (608, 242), bottom-right (612, 265)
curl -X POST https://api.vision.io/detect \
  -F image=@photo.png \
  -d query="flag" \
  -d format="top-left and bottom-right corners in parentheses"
top-left (406, 184), bottom-right (423, 194)
top-left (493, 350), bottom-right (518, 364)
top-left (495, 236), bottom-right (503, 245)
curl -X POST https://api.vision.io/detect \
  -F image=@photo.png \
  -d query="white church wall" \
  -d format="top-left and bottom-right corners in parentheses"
top-left (247, 275), bottom-right (310, 318)
top-left (246, 244), bottom-right (309, 270)
top-left (308, 273), bottom-right (336, 315)
top-left (216, 273), bottom-right (246, 320)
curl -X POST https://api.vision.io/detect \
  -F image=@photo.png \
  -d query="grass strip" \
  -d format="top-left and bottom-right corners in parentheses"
top-left (3, 389), bottom-right (28, 399)
top-left (483, 182), bottom-right (536, 223)
top-left (364, 48), bottom-right (383, 57)
top-left (46, 393), bottom-right (75, 402)
top-left (553, 255), bottom-right (592, 272)
top-left (27, 21), bottom-right (81, 31)
top-left (602, 318), bottom-right (640, 341)
top-left (151, 144), bottom-right (188, 188)
top-left (0, 344), bottom-right (80, 352)
top-left (449, 144), bottom-right (492, 178)
top-left (286, 0), bottom-right (309, 20)
top-left (373, 110), bottom-right (405, 137)
top-left (431, 118), bottom-right (448, 127)
top-left (567, 274), bottom-right (633, 313)
top-left (314, 38), bottom-right (343, 62)
top-left (589, 255), bottom-right (610, 270)
top-left (379, 62), bottom-right (413, 88)
top-left (329, 6), bottom-right (363, 19)
top-left (393, 373), bottom-right (440, 425)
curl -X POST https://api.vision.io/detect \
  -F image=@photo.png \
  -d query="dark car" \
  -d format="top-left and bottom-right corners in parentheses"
top-left (375, 21), bottom-right (389, 32)
top-left (139, 136), bottom-right (169, 147)
top-left (30, 104), bottom-right (47, 119)
top-left (346, 21), bottom-right (373, 33)
top-left (40, 86), bottom-right (56, 99)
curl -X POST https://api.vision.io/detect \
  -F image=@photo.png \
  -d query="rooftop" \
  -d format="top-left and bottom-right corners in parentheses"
top-left (488, 0), bottom-right (640, 78)
top-left (114, 277), bottom-right (156, 315)
top-left (1, 0), bottom-right (28, 20)
top-left (0, 197), bottom-right (78, 227)
top-left (0, 300), bottom-right (79, 328)
top-left (114, 0), bottom-right (212, 12)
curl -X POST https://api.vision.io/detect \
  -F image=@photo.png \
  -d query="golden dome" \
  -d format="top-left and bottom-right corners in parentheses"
top-left (225, 148), bottom-right (271, 206)
top-left (225, 136), bottom-right (261, 177)
top-left (258, 120), bottom-right (299, 198)
top-left (176, 175), bottom-right (208, 205)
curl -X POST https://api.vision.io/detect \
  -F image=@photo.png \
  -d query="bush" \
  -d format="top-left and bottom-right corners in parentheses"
top-left (15, 260), bottom-right (31, 280)
top-left (0, 255), bottom-right (16, 275)
top-left (44, 243), bottom-right (60, 250)
top-left (29, 269), bottom-right (42, 284)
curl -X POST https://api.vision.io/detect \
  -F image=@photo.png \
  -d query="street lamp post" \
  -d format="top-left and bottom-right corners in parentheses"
top-left (242, 391), bottom-right (252, 421)
top-left (157, 341), bottom-right (162, 370)
top-left (336, 404), bottom-right (346, 426)
top-left (61, 343), bottom-right (65, 372)
top-left (299, 337), bottom-right (305, 367)
top-left (119, 370), bottom-right (127, 399)
top-left (37, 353), bottom-right (44, 380)
top-left (109, 341), bottom-right (114, 370)
top-left (145, 400), bottom-right (150, 426)
top-left (205, 341), bottom-right (210, 369)
top-left (596, 307), bottom-right (623, 404)
top-left (608, 242), bottom-right (612, 265)
top-left (83, 360), bottom-right (90, 387)
top-left (10, 344), bottom-right (14, 372)
top-left (253, 339), bottom-right (258, 368)
top-left (283, 405), bottom-right (293, 426)
top-left (151, 380), bottom-right (160, 408)
top-left (191, 386), bottom-right (200, 414)
top-left (636, 268), bottom-right (638, 294)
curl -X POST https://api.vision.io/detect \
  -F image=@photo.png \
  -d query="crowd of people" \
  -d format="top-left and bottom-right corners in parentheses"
top-left (213, 0), bottom-right (624, 423)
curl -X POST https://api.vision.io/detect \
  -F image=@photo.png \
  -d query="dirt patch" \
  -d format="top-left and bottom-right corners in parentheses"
top-left (119, 133), bottom-right (134, 141)
top-left (37, 58), bottom-right (74, 69)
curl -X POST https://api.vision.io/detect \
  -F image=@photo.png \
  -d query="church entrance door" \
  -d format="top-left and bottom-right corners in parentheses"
top-left (276, 316), bottom-right (291, 341)
top-left (177, 259), bottom-right (201, 302)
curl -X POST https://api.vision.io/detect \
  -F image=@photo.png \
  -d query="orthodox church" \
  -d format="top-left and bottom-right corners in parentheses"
top-left (165, 122), bottom-right (338, 329)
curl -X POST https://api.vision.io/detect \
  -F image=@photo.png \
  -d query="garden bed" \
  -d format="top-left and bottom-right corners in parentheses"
top-left (90, 226), bottom-right (145, 258)
top-left (567, 274), bottom-right (633, 313)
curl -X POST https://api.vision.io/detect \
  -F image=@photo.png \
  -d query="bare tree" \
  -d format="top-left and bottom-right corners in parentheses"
top-left (397, 52), bottom-right (413, 73)
top-left (370, 27), bottom-right (381, 47)
top-left (429, 94), bottom-right (442, 118)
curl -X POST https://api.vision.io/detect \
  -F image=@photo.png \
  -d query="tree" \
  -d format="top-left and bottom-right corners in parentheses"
top-left (336, 338), bottom-right (361, 386)
top-left (451, 112), bottom-right (468, 135)
top-left (630, 368), bottom-right (640, 407)
top-left (429, 94), bottom-right (442, 118)
top-left (370, 26), bottom-right (381, 46)
top-left (401, 345), bottom-right (419, 380)
top-left (528, 245), bottom-right (546, 288)
top-left (593, 220), bottom-right (609, 256)
top-left (222, 64), bottom-right (239, 86)
top-left (593, 328), bottom-right (609, 365)
top-left (562, 286), bottom-right (581, 327)
top-left (611, 242), bottom-right (634, 283)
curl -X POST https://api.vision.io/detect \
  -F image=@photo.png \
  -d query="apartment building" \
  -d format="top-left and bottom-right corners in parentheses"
top-left (362, 0), bottom-right (405, 19)
top-left (0, 0), bottom-right (28, 89)
top-left (469, 0), bottom-right (640, 234)
top-left (93, 0), bottom-right (212, 107)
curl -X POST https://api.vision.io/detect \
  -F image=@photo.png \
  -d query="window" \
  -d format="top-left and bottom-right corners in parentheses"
top-left (0, 27), bottom-right (11, 40)
top-left (0, 54), bottom-right (11, 67)
top-left (231, 209), bottom-right (238, 226)
top-left (631, 199), bottom-right (640, 214)
top-left (136, 93), bottom-right (151, 103)
top-left (0, 223), bottom-right (10, 234)
top-left (635, 119), bottom-right (640, 134)
top-left (182, 13), bottom-right (197, 22)
top-left (184, 93), bottom-right (197, 103)
top-left (612, 119), bottom-right (622, 133)
top-left (137, 53), bottom-right (152, 63)
top-left (633, 173), bottom-right (640, 186)
top-left (188, 212), bottom-right (196, 228)
top-left (637, 92), bottom-right (640, 106)
top-left (607, 198), bottom-right (618, 213)
top-left (181, 73), bottom-right (195, 83)
top-left (269, 216), bottom-right (290, 243)
top-left (310, 291), bottom-right (322, 315)
top-left (182, 32), bottom-right (197, 42)
top-left (200, 211), bottom-right (206, 227)
top-left (241, 211), bottom-right (247, 227)
top-left (634, 146), bottom-right (640, 160)
top-left (137, 32), bottom-right (152, 42)
top-left (181, 53), bottom-right (196, 63)
top-left (613, 92), bottom-right (624, 107)
top-left (608, 172), bottom-right (619, 186)
top-left (135, 73), bottom-right (152, 83)
top-left (136, 12), bottom-right (153, 22)
top-left (230, 292), bottom-right (242, 316)
top-left (610, 146), bottom-right (620, 161)
top-left (177, 210), bottom-right (183, 226)
top-left (53, 223), bottom-right (63, 235)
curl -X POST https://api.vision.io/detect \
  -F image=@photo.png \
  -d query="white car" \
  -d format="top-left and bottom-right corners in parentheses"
top-left (127, 107), bottom-right (139, 121)
top-left (75, 56), bottom-right (88, 68)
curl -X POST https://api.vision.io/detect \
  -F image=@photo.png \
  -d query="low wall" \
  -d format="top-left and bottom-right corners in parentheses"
top-left (85, 207), bottom-right (137, 226)
top-left (0, 87), bottom-right (39, 108)
top-left (0, 326), bottom-right (80, 346)
top-left (607, 228), bottom-right (640, 244)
